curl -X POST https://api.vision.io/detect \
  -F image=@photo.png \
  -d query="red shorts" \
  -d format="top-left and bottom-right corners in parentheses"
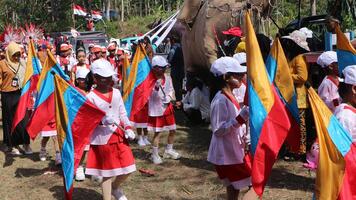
top-left (215, 163), bottom-right (251, 189)
top-left (148, 104), bottom-right (176, 132)
top-left (131, 104), bottom-right (148, 128)
top-left (85, 132), bottom-right (136, 177)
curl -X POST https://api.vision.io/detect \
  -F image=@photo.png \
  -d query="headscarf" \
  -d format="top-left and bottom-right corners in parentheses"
top-left (5, 42), bottom-right (26, 88)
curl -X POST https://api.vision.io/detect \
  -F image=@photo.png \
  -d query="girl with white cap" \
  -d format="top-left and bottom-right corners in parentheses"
top-left (316, 51), bottom-right (341, 112)
top-left (335, 65), bottom-right (356, 141)
top-left (148, 55), bottom-right (180, 164)
top-left (207, 57), bottom-right (251, 200)
top-left (85, 59), bottom-right (136, 200)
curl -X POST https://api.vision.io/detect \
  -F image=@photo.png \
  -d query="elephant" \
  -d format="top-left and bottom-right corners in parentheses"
top-left (177, 0), bottom-right (274, 73)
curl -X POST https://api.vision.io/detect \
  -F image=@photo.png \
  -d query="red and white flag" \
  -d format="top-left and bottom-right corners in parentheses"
top-left (91, 10), bottom-right (103, 20)
top-left (73, 4), bottom-right (87, 16)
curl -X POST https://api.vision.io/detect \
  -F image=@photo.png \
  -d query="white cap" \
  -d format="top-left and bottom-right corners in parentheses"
top-left (210, 57), bottom-right (246, 77)
top-left (152, 55), bottom-right (169, 67)
top-left (76, 68), bottom-right (90, 79)
top-left (282, 30), bottom-right (310, 51)
top-left (299, 27), bottom-right (313, 38)
top-left (91, 59), bottom-right (115, 77)
top-left (343, 65), bottom-right (356, 86)
top-left (233, 53), bottom-right (247, 66)
top-left (317, 51), bottom-right (338, 68)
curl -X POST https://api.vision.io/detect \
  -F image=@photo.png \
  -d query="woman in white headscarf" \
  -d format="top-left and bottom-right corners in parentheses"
top-left (0, 41), bottom-right (31, 155)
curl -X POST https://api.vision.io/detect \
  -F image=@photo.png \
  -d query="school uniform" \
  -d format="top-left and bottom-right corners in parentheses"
top-left (233, 82), bottom-right (246, 105)
top-left (40, 119), bottom-right (57, 137)
top-left (70, 63), bottom-right (90, 83)
top-left (131, 103), bottom-right (149, 128)
top-left (334, 103), bottom-right (356, 142)
top-left (85, 88), bottom-right (136, 177)
top-left (147, 74), bottom-right (176, 132)
top-left (318, 76), bottom-right (341, 112)
top-left (182, 87), bottom-right (210, 122)
top-left (207, 91), bottom-right (250, 190)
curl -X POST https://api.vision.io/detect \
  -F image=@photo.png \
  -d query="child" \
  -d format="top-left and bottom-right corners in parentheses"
top-left (207, 57), bottom-right (251, 200)
top-left (71, 48), bottom-right (90, 83)
top-left (85, 59), bottom-right (136, 200)
top-left (317, 51), bottom-right (341, 112)
top-left (39, 120), bottom-right (61, 165)
top-left (74, 68), bottom-right (93, 181)
top-left (132, 103), bottom-right (150, 147)
top-left (335, 65), bottom-right (356, 140)
top-left (148, 56), bottom-right (180, 164)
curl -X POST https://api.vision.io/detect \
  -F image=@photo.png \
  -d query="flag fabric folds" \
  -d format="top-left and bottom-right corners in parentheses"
top-left (53, 74), bottom-right (105, 197)
top-left (265, 38), bottom-right (300, 152)
top-left (245, 12), bottom-right (291, 196)
top-left (26, 50), bottom-right (69, 139)
top-left (73, 4), bottom-right (87, 16)
top-left (122, 45), bottom-right (156, 119)
top-left (12, 39), bottom-right (41, 132)
top-left (307, 86), bottom-right (355, 200)
top-left (336, 25), bottom-right (356, 74)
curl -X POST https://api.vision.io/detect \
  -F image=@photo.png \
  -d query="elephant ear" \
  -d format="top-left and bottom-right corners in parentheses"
top-left (249, 0), bottom-right (276, 18)
top-left (177, 0), bottom-right (204, 27)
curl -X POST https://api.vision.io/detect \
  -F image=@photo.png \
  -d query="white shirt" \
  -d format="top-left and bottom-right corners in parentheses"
top-left (148, 74), bottom-right (174, 117)
top-left (233, 82), bottom-right (246, 106)
top-left (86, 88), bottom-right (131, 145)
top-left (334, 103), bottom-right (356, 142)
top-left (207, 91), bottom-right (248, 165)
top-left (318, 76), bottom-right (341, 112)
top-left (182, 87), bottom-right (210, 120)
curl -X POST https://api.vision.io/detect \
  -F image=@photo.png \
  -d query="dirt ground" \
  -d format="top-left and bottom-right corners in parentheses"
top-left (0, 112), bottom-right (314, 200)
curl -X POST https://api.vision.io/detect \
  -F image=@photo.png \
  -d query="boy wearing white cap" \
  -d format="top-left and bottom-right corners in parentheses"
top-left (335, 65), bottom-right (356, 141)
top-left (85, 59), bottom-right (136, 200)
top-left (317, 51), bottom-right (342, 111)
top-left (207, 57), bottom-right (251, 199)
top-left (148, 55), bottom-right (180, 164)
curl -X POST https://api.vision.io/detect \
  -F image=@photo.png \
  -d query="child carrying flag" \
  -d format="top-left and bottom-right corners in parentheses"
top-left (148, 56), bottom-right (180, 164)
top-left (317, 51), bottom-right (341, 112)
top-left (85, 59), bottom-right (136, 200)
top-left (207, 57), bottom-right (251, 200)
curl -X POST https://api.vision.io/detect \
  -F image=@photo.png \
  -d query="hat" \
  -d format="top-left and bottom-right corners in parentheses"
top-left (299, 27), bottom-right (313, 39)
top-left (101, 47), bottom-right (107, 53)
top-left (91, 59), bottom-right (115, 77)
top-left (152, 55), bottom-right (169, 67)
top-left (210, 57), bottom-right (246, 77)
top-left (92, 45), bottom-right (101, 53)
top-left (107, 43), bottom-right (116, 51)
top-left (88, 43), bottom-right (94, 48)
top-left (282, 30), bottom-right (310, 51)
top-left (316, 51), bottom-right (337, 68)
top-left (235, 41), bottom-right (246, 53)
top-left (325, 15), bottom-right (340, 23)
top-left (60, 44), bottom-right (70, 52)
top-left (343, 65), bottom-right (356, 86)
top-left (76, 68), bottom-right (90, 79)
top-left (233, 53), bottom-right (247, 66)
top-left (222, 27), bottom-right (243, 37)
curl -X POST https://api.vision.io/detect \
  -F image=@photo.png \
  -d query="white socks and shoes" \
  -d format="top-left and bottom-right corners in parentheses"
top-left (150, 146), bottom-right (163, 164)
top-left (137, 136), bottom-right (151, 146)
top-left (143, 136), bottom-right (151, 145)
top-left (55, 152), bottom-right (62, 165)
top-left (10, 147), bottom-right (22, 155)
top-left (23, 145), bottom-right (33, 155)
top-left (39, 148), bottom-right (47, 161)
top-left (75, 166), bottom-right (85, 181)
top-left (163, 144), bottom-right (181, 160)
top-left (112, 188), bottom-right (128, 200)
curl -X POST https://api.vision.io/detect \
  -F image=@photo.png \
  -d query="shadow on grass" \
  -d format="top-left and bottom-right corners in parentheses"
top-left (267, 166), bottom-right (314, 192)
top-left (50, 185), bottom-right (102, 200)
top-left (14, 163), bottom-right (62, 178)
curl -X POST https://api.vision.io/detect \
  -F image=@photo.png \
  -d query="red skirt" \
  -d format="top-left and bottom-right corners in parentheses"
top-left (148, 104), bottom-right (176, 132)
top-left (85, 131), bottom-right (136, 177)
top-left (40, 119), bottom-right (57, 137)
top-left (131, 104), bottom-right (148, 128)
top-left (215, 163), bottom-right (251, 190)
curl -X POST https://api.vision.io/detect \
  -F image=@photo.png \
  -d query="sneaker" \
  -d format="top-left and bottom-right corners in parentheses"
top-left (137, 137), bottom-right (146, 146)
top-left (143, 136), bottom-right (151, 145)
top-left (39, 149), bottom-right (47, 161)
top-left (10, 148), bottom-right (22, 155)
top-left (75, 166), bottom-right (85, 181)
top-left (55, 152), bottom-right (62, 165)
top-left (163, 149), bottom-right (181, 160)
top-left (112, 188), bottom-right (128, 200)
top-left (23, 145), bottom-right (33, 155)
top-left (150, 153), bottom-right (163, 164)
top-left (91, 175), bottom-right (103, 184)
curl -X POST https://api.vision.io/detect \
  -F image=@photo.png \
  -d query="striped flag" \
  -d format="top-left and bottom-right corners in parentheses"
top-left (335, 25), bottom-right (356, 74)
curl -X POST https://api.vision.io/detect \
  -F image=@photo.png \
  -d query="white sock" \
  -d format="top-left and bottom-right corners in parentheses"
top-left (138, 135), bottom-right (143, 140)
top-left (143, 135), bottom-right (148, 140)
top-left (152, 146), bottom-right (159, 155)
top-left (166, 144), bottom-right (173, 151)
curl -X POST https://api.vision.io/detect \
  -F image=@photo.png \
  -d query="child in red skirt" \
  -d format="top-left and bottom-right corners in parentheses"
top-left (148, 56), bottom-right (180, 164)
top-left (38, 120), bottom-right (61, 165)
top-left (86, 59), bottom-right (136, 200)
top-left (131, 103), bottom-right (150, 146)
top-left (208, 57), bottom-right (251, 199)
